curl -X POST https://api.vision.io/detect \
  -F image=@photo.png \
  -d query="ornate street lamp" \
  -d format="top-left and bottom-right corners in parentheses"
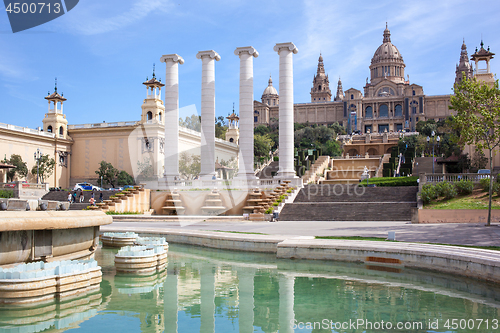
top-left (426, 131), bottom-right (440, 174)
top-left (34, 148), bottom-right (42, 184)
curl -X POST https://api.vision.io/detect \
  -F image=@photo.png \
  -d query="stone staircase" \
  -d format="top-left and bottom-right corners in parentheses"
top-left (413, 157), bottom-right (434, 175)
top-left (256, 161), bottom-right (279, 179)
top-left (302, 156), bottom-right (330, 184)
top-left (278, 185), bottom-right (418, 221)
top-left (161, 190), bottom-right (186, 215)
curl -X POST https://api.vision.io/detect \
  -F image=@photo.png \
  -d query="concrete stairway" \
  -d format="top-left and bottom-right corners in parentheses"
top-left (256, 161), bottom-right (279, 179)
top-left (42, 190), bottom-right (114, 210)
top-left (413, 157), bottom-right (434, 175)
top-left (279, 185), bottom-right (418, 221)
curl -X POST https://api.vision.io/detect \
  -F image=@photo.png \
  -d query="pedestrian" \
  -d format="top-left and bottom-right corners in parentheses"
top-left (79, 191), bottom-right (84, 203)
top-left (99, 192), bottom-right (103, 203)
top-left (67, 193), bottom-right (72, 203)
top-left (91, 192), bottom-right (95, 199)
top-left (72, 192), bottom-right (77, 203)
top-left (89, 197), bottom-right (96, 206)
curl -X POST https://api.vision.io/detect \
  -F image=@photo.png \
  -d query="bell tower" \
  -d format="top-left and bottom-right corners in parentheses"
top-left (455, 39), bottom-right (474, 85)
top-left (42, 78), bottom-right (68, 139)
top-left (471, 40), bottom-right (495, 86)
top-left (310, 54), bottom-right (332, 102)
top-left (141, 64), bottom-right (165, 124)
top-left (225, 105), bottom-right (240, 144)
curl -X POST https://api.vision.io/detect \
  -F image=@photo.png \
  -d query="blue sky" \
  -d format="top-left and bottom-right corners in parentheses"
top-left (1, 0), bottom-right (499, 129)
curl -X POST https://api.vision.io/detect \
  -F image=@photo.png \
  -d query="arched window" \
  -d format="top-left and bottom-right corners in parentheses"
top-left (395, 104), bottom-right (403, 117)
top-left (47, 125), bottom-right (52, 133)
top-left (159, 112), bottom-right (162, 122)
top-left (267, 99), bottom-right (270, 105)
top-left (351, 94), bottom-right (354, 100)
top-left (318, 85), bottom-right (322, 91)
top-left (379, 104), bottom-right (388, 118)
top-left (147, 111), bottom-right (153, 121)
top-left (365, 106), bottom-right (373, 118)
top-left (229, 138), bottom-right (234, 143)
top-left (59, 126), bottom-right (64, 135)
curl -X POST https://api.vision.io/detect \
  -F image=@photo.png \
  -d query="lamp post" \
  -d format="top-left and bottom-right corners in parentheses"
top-left (34, 148), bottom-right (42, 184)
top-left (426, 131), bottom-right (440, 174)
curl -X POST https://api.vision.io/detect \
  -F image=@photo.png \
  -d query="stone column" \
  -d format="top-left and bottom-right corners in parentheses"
top-left (278, 275), bottom-right (295, 333)
top-left (196, 50), bottom-right (221, 180)
top-left (200, 263), bottom-right (215, 333)
top-left (160, 54), bottom-right (184, 182)
top-left (274, 43), bottom-right (298, 179)
top-left (234, 46), bottom-right (259, 180)
top-left (237, 267), bottom-right (255, 333)
top-left (164, 272), bottom-right (178, 333)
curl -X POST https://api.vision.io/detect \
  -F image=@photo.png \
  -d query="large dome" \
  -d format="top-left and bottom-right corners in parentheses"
top-left (371, 26), bottom-right (404, 65)
top-left (262, 76), bottom-right (278, 96)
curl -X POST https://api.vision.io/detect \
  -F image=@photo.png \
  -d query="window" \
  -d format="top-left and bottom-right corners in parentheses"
top-left (379, 104), bottom-right (388, 118)
top-left (412, 90), bottom-right (416, 96)
top-left (351, 94), bottom-right (354, 100)
top-left (59, 126), bottom-right (63, 135)
top-left (378, 124), bottom-right (389, 133)
top-left (319, 85), bottom-right (322, 91)
top-left (395, 104), bottom-right (403, 117)
top-left (47, 126), bottom-right (52, 133)
top-left (396, 123), bottom-right (403, 131)
top-left (159, 112), bottom-right (162, 122)
top-left (365, 106), bottom-right (373, 118)
top-left (267, 99), bottom-right (270, 105)
top-left (254, 116), bottom-right (258, 123)
top-left (229, 138), bottom-right (234, 143)
top-left (147, 111), bottom-right (153, 121)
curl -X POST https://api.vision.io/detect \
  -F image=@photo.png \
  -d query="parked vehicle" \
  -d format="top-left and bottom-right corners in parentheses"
top-left (4, 181), bottom-right (28, 188)
top-left (73, 182), bottom-right (101, 191)
top-left (477, 169), bottom-right (491, 179)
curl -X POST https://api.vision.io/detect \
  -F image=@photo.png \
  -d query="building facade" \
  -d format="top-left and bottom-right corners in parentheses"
top-left (0, 73), bottom-right (239, 189)
top-left (254, 25), bottom-right (462, 134)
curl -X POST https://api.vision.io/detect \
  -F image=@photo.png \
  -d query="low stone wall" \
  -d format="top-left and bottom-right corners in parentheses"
top-left (109, 189), bottom-right (150, 213)
top-left (102, 228), bottom-right (500, 284)
top-left (0, 211), bottom-right (112, 266)
top-left (416, 209), bottom-right (500, 224)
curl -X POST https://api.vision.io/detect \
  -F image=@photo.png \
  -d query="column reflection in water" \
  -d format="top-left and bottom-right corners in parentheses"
top-left (279, 274), bottom-right (295, 333)
top-left (200, 263), bottom-right (215, 333)
top-left (237, 267), bottom-right (255, 333)
top-left (164, 264), bottom-right (178, 333)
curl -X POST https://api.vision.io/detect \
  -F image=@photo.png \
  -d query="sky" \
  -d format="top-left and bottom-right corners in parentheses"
top-left (1, 0), bottom-right (499, 130)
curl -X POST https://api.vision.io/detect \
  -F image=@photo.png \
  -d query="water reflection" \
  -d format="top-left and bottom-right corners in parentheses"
top-left (2, 243), bottom-right (500, 333)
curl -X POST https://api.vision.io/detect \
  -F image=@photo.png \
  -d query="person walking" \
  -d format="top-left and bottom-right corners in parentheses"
top-left (99, 192), bottom-right (103, 203)
top-left (79, 191), bottom-right (84, 203)
top-left (67, 192), bottom-right (72, 203)
top-left (89, 197), bottom-right (96, 206)
top-left (72, 191), bottom-right (77, 203)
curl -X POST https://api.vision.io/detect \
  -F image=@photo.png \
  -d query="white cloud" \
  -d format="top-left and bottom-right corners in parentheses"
top-left (65, 0), bottom-right (173, 35)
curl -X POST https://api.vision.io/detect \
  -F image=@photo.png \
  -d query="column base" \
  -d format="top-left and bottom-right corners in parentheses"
top-left (275, 171), bottom-right (298, 179)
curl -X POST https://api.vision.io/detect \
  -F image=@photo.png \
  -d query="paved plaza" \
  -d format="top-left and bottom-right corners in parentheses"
top-left (102, 218), bottom-right (500, 247)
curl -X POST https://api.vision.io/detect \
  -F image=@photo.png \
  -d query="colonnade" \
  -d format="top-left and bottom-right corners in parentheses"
top-left (161, 43), bottom-right (298, 183)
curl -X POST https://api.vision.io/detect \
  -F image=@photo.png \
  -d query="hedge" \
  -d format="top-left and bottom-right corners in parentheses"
top-left (358, 176), bottom-right (418, 187)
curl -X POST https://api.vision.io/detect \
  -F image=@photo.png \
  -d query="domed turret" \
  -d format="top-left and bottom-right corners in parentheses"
top-left (261, 75), bottom-right (279, 106)
top-left (369, 23), bottom-right (406, 85)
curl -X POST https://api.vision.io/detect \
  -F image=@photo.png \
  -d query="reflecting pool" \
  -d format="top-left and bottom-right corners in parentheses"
top-left (2, 243), bottom-right (500, 332)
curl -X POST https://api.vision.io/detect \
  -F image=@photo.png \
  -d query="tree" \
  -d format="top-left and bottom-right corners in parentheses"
top-left (179, 152), bottom-right (200, 179)
top-left (95, 161), bottom-right (119, 188)
top-left (137, 158), bottom-right (154, 180)
top-left (215, 116), bottom-right (228, 140)
top-left (117, 170), bottom-right (135, 186)
top-left (254, 134), bottom-right (273, 159)
top-left (5, 154), bottom-right (28, 182)
top-left (450, 77), bottom-right (500, 226)
top-left (31, 154), bottom-right (55, 183)
top-left (179, 114), bottom-right (201, 132)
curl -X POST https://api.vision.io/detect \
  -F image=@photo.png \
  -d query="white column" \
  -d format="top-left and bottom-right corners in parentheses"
top-left (160, 54), bottom-right (184, 182)
top-left (196, 50), bottom-right (220, 180)
top-left (234, 47), bottom-right (259, 180)
top-left (164, 273), bottom-right (178, 333)
top-left (237, 267), bottom-right (255, 333)
top-left (200, 263), bottom-right (215, 333)
top-left (274, 43), bottom-right (298, 179)
top-left (279, 275), bottom-right (295, 333)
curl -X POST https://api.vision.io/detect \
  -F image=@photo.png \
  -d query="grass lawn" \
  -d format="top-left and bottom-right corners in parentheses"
top-left (425, 189), bottom-right (500, 210)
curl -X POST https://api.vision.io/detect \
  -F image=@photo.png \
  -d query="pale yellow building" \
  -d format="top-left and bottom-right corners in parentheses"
top-left (0, 74), bottom-right (239, 188)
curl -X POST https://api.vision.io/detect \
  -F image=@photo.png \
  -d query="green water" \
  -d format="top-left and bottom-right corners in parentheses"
top-left (1, 243), bottom-right (500, 333)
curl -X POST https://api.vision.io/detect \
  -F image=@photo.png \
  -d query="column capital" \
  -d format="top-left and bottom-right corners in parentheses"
top-left (196, 50), bottom-right (221, 61)
top-left (234, 46), bottom-right (259, 58)
top-left (273, 42), bottom-right (298, 55)
top-left (160, 54), bottom-right (184, 65)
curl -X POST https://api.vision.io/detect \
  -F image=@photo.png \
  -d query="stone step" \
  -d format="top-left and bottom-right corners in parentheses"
top-left (294, 185), bottom-right (418, 203)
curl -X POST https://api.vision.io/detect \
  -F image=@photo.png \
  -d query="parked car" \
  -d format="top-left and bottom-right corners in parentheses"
top-left (477, 169), bottom-right (491, 179)
top-left (4, 181), bottom-right (28, 188)
top-left (122, 185), bottom-right (135, 190)
top-left (73, 182), bottom-right (101, 191)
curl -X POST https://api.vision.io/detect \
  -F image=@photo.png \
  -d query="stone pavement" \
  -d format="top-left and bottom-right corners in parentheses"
top-left (102, 219), bottom-right (500, 247)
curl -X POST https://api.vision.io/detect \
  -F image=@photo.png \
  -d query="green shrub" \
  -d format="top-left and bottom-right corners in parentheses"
top-left (286, 189), bottom-right (292, 193)
top-left (420, 184), bottom-right (437, 204)
top-left (0, 189), bottom-right (13, 198)
top-left (272, 202), bottom-right (279, 206)
top-left (454, 180), bottom-right (473, 195)
top-left (265, 207), bottom-right (273, 214)
top-left (273, 156), bottom-right (279, 162)
top-left (440, 182), bottom-right (458, 200)
top-left (480, 178), bottom-right (500, 193)
top-left (359, 176), bottom-right (418, 187)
